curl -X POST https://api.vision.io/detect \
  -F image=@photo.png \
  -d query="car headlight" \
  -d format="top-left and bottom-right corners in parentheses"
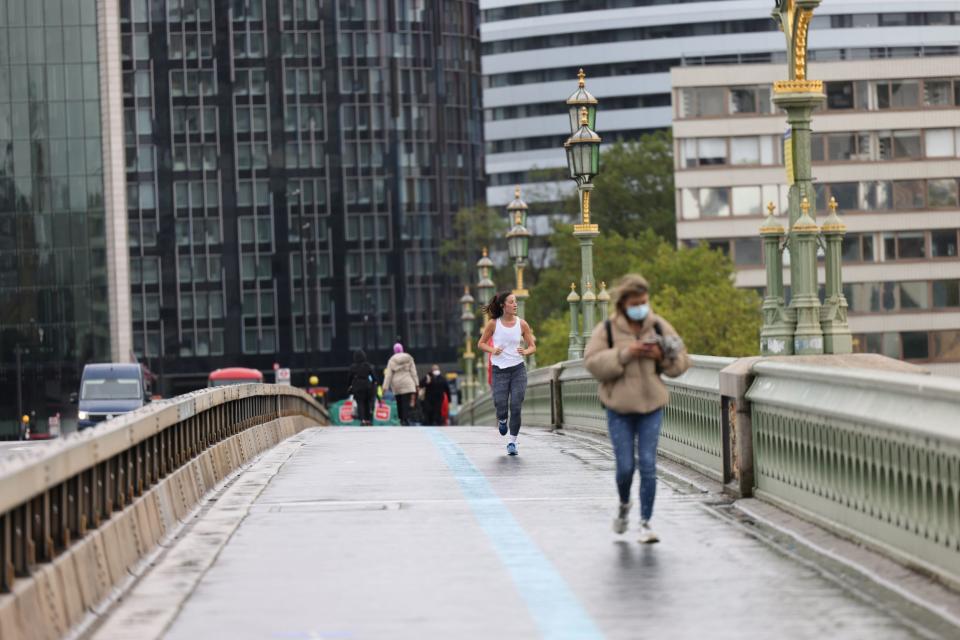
top-left (77, 411), bottom-right (88, 420)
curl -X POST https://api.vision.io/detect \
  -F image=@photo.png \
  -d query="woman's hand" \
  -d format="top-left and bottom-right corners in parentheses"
top-left (492, 345), bottom-right (504, 356)
top-left (637, 343), bottom-right (663, 361)
top-left (517, 346), bottom-right (528, 356)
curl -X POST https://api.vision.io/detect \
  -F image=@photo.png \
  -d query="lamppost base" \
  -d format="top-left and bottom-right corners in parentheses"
top-left (791, 302), bottom-right (825, 355)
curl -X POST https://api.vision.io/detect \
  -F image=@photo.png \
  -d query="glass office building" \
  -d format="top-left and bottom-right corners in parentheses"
top-left (0, 0), bottom-right (130, 437)
top-left (122, 0), bottom-right (484, 395)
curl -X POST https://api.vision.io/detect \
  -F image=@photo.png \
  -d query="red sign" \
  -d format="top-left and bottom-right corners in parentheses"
top-left (339, 401), bottom-right (355, 423)
top-left (374, 402), bottom-right (391, 422)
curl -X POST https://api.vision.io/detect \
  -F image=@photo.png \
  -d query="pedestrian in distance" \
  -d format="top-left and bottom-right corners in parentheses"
top-left (383, 343), bottom-right (419, 426)
top-left (477, 291), bottom-right (537, 456)
top-left (347, 349), bottom-right (378, 426)
top-left (583, 274), bottom-right (690, 543)
top-left (423, 364), bottom-right (450, 426)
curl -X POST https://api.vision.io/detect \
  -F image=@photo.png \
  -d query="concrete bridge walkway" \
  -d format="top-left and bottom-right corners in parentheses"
top-left (93, 426), bottom-right (953, 640)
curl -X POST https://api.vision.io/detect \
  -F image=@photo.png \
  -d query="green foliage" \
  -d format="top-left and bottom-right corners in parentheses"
top-left (440, 205), bottom-right (508, 284)
top-left (534, 312), bottom-right (573, 366)
top-left (528, 233), bottom-right (762, 361)
top-left (563, 131), bottom-right (676, 242)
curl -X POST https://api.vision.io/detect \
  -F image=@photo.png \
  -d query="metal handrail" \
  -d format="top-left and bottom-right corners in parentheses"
top-left (0, 384), bottom-right (326, 593)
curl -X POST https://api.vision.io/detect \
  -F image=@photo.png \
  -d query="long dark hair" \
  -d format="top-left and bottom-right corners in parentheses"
top-left (484, 291), bottom-right (513, 319)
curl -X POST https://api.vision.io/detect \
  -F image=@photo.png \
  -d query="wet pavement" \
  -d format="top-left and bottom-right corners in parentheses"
top-left (111, 427), bottom-right (949, 639)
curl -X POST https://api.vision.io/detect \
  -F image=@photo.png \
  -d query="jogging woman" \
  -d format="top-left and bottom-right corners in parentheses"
top-left (477, 291), bottom-right (536, 456)
top-left (583, 274), bottom-right (690, 543)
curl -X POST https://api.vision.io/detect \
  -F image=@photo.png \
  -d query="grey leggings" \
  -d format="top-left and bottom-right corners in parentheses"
top-left (492, 363), bottom-right (527, 436)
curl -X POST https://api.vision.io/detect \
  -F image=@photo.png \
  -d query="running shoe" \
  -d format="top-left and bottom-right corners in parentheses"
top-left (498, 419), bottom-right (508, 436)
top-left (612, 502), bottom-right (631, 535)
top-left (506, 442), bottom-right (518, 456)
top-left (638, 520), bottom-right (659, 544)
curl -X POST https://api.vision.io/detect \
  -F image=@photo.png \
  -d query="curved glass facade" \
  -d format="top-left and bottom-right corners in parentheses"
top-left (0, 0), bottom-right (111, 437)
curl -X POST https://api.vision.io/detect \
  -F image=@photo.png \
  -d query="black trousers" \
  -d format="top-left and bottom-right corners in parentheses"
top-left (396, 393), bottom-right (415, 425)
top-left (354, 390), bottom-right (373, 423)
top-left (426, 399), bottom-right (445, 426)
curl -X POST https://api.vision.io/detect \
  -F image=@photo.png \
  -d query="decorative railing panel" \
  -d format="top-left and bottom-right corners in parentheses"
top-left (747, 362), bottom-right (960, 587)
top-left (659, 356), bottom-right (734, 481)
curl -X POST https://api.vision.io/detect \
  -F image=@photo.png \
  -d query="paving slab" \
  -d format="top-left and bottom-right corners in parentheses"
top-left (112, 426), bottom-right (948, 640)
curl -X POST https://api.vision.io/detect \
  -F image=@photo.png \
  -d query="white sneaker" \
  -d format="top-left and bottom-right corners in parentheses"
top-left (638, 520), bottom-right (659, 544)
top-left (612, 502), bottom-right (631, 534)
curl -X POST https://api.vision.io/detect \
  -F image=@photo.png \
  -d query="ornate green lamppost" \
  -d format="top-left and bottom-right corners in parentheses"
top-left (564, 69), bottom-right (601, 359)
top-left (766, 0), bottom-right (825, 354)
top-left (505, 187), bottom-right (532, 319)
top-left (820, 196), bottom-right (852, 352)
top-left (766, 0), bottom-right (852, 355)
top-left (505, 187), bottom-right (534, 367)
top-left (459, 286), bottom-right (475, 403)
top-left (760, 201), bottom-right (792, 354)
top-left (476, 248), bottom-right (495, 393)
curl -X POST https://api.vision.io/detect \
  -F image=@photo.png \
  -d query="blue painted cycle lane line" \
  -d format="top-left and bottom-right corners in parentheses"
top-left (427, 428), bottom-right (605, 640)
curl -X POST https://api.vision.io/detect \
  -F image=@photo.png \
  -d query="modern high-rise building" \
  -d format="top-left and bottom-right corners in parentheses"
top-left (121, 0), bottom-right (485, 395)
top-left (0, 0), bottom-right (130, 436)
top-left (672, 56), bottom-right (960, 374)
top-left (480, 0), bottom-right (960, 222)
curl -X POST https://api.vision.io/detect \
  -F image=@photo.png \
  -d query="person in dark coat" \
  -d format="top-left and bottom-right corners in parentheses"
top-left (347, 350), bottom-right (377, 425)
top-left (423, 364), bottom-right (450, 426)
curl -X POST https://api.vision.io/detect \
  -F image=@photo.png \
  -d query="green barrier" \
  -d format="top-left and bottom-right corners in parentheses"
top-left (329, 398), bottom-right (400, 426)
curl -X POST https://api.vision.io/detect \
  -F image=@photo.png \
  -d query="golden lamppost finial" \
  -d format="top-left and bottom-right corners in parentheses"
top-left (828, 196), bottom-right (838, 214)
top-left (767, 201), bottom-right (776, 216)
top-left (801, 197), bottom-right (810, 216)
top-left (570, 282), bottom-right (577, 291)
top-left (482, 246), bottom-right (488, 257)
top-left (514, 185), bottom-right (521, 199)
top-left (579, 106), bottom-right (589, 126)
top-left (577, 68), bottom-right (585, 88)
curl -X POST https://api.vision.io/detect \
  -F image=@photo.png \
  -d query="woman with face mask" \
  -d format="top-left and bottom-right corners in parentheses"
top-left (583, 274), bottom-right (690, 543)
top-left (477, 291), bottom-right (537, 456)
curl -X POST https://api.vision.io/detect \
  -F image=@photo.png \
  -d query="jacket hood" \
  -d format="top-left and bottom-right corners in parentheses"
top-left (611, 273), bottom-right (650, 310)
top-left (389, 352), bottom-right (414, 366)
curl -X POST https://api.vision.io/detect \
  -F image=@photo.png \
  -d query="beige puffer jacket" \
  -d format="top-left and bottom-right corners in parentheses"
top-left (383, 352), bottom-right (419, 395)
top-left (583, 274), bottom-right (691, 414)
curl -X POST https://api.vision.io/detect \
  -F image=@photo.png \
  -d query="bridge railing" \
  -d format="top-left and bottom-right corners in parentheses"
top-left (457, 356), bottom-right (960, 589)
top-left (0, 384), bottom-right (326, 638)
top-left (747, 361), bottom-right (960, 589)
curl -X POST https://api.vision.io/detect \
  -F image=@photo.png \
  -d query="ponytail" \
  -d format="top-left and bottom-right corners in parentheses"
top-left (484, 290), bottom-right (512, 320)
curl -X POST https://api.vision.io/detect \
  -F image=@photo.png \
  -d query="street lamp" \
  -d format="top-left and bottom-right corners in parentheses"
top-left (476, 248), bottom-right (495, 393)
top-left (459, 286), bottom-right (476, 403)
top-left (563, 70), bottom-right (602, 359)
top-left (567, 69), bottom-right (598, 136)
top-left (505, 187), bottom-right (534, 368)
top-left (505, 187), bottom-right (531, 313)
top-left (761, 0), bottom-right (851, 355)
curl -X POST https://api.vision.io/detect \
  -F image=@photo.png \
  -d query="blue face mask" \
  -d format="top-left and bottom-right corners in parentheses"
top-left (625, 303), bottom-right (650, 322)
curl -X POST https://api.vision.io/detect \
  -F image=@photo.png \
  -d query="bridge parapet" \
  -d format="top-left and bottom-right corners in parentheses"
top-left (458, 356), bottom-right (960, 589)
top-left (0, 384), bottom-right (327, 639)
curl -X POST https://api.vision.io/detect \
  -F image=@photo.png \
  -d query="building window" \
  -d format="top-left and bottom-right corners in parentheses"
top-left (927, 178), bottom-right (959, 208)
top-left (931, 230), bottom-right (959, 258)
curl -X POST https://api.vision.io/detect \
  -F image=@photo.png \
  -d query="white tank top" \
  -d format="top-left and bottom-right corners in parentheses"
top-left (491, 317), bottom-right (524, 369)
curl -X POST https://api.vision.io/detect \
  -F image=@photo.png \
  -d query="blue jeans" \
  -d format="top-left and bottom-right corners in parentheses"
top-left (492, 363), bottom-right (526, 436)
top-left (607, 408), bottom-right (663, 522)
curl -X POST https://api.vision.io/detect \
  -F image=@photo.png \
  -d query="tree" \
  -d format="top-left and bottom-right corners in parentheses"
top-left (530, 232), bottom-right (762, 365)
top-left (563, 131), bottom-right (676, 242)
top-left (439, 205), bottom-right (509, 284)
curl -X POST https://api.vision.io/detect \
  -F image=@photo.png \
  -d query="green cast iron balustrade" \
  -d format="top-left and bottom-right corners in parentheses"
top-left (748, 361), bottom-right (960, 587)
